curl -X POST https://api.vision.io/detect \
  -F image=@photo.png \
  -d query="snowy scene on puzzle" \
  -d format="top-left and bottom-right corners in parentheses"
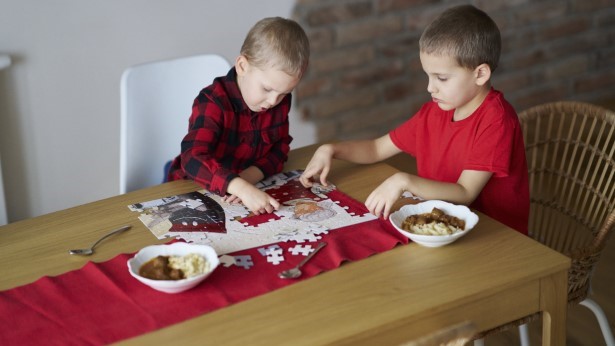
top-left (128, 170), bottom-right (376, 255)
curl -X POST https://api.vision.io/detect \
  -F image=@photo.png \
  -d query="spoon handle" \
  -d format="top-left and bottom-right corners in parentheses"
top-left (296, 241), bottom-right (327, 269)
top-left (89, 225), bottom-right (131, 249)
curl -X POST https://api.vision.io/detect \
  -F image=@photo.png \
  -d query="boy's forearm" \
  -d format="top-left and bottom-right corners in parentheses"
top-left (400, 173), bottom-right (483, 206)
top-left (330, 135), bottom-right (397, 164)
top-left (239, 166), bottom-right (265, 185)
top-left (327, 141), bottom-right (376, 163)
top-left (226, 177), bottom-right (252, 197)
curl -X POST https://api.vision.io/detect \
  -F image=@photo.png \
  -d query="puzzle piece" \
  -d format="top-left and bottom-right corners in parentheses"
top-left (288, 244), bottom-right (314, 256)
top-left (258, 244), bottom-right (282, 256)
top-left (266, 248), bottom-right (285, 265)
top-left (310, 183), bottom-right (336, 198)
top-left (234, 255), bottom-right (254, 270)
top-left (179, 198), bottom-right (204, 209)
top-left (291, 232), bottom-right (322, 243)
top-left (219, 255), bottom-right (236, 267)
top-left (257, 245), bottom-right (285, 265)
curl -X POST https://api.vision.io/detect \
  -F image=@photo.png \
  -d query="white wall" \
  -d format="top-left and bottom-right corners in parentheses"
top-left (0, 0), bottom-right (316, 223)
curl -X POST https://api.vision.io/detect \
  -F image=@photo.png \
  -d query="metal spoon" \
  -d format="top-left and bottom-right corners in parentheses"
top-left (68, 225), bottom-right (131, 256)
top-left (278, 241), bottom-right (327, 279)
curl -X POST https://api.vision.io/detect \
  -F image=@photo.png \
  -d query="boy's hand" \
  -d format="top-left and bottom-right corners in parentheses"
top-left (227, 177), bottom-right (280, 215)
top-left (222, 194), bottom-right (242, 204)
top-left (365, 172), bottom-right (409, 219)
top-left (238, 186), bottom-right (280, 215)
top-left (300, 144), bottom-right (334, 187)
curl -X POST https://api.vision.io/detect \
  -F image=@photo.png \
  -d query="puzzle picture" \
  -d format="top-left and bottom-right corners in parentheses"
top-left (128, 170), bottom-right (376, 255)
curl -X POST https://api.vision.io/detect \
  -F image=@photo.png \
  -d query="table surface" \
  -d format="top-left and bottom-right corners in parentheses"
top-left (0, 144), bottom-right (570, 345)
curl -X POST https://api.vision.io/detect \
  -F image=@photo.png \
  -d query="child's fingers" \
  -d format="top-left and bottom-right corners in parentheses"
top-left (319, 167), bottom-right (330, 186)
top-left (299, 173), bottom-right (313, 187)
top-left (269, 197), bottom-right (281, 211)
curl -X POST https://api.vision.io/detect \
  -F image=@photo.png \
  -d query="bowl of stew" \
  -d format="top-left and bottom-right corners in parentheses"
top-left (127, 242), bottom-right (219, 293)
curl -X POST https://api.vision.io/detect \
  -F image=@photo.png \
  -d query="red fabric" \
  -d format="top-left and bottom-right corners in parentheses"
top-left (389, 89), bottom-right (529, 234)
top-left (0, 193), bottom-right (407, 345)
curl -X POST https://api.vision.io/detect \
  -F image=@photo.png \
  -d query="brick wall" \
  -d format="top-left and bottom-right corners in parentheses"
top-left (292, 0), bottom-right (615, 141)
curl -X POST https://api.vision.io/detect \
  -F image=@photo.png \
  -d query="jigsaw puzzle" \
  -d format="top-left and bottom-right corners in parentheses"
top-left (128, 170), bottom-right (377, 255)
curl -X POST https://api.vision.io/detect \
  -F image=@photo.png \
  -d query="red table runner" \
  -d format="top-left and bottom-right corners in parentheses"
top-left (0, 191), bottom-right (408, 345)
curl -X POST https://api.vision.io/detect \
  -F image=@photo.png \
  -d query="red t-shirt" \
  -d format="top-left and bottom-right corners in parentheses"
top-left (390, 89), bottom-right (529, 234)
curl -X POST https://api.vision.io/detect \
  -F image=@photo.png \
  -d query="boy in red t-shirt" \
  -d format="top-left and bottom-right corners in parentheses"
top-left (299, 5), bottom-right (529, 234)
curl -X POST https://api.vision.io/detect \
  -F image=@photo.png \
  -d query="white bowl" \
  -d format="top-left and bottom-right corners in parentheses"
top-left (127, 242), bottom-right (219, 293)
top-left (389, 200), bottom-right (479, 248)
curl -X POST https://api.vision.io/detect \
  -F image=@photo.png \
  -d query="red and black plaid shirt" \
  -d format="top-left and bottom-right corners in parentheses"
top-left (167, 67), bottom-right (293, 195)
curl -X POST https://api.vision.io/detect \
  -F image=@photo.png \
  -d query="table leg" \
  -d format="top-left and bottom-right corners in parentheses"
top-left (540, 270), bottom-right (568, 345)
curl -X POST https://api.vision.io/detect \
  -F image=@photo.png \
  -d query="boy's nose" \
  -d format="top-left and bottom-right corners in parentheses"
top-left (267, 94), bottom-right (280, 107)
top-left (427, 81), bottom-right (435, 93)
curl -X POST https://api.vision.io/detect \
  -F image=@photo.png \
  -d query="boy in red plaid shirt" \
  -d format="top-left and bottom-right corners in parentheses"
top-left (168, 17), bottom-right (310, 215)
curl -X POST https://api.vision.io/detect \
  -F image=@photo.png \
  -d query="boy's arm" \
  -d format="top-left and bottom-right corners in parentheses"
top-left (179, 97), bottom-right (240, 196)
top-left (238, 165), bottom-right (265, 184)
top-left (366, 170), bottom-right (492, 219)
top-left (300, 134), bottom-right (401, 187)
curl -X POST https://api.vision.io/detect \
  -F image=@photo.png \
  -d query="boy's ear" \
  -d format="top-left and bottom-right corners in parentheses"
top-left (235, 55), bottom-right (249, 76)
top-left (474, 63), bottom-right (492, 86)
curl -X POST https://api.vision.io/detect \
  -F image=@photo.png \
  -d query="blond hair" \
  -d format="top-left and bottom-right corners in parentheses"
top-left (419, 5), bottom-right (501, 72)
top-left (241, 17), bottom-right (310, 77)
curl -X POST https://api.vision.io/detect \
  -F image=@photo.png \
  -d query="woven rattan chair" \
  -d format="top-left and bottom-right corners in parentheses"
top-left (403, 321), bottom-right (476, 346)
top-left (474, 101), bottom-right (615, 345)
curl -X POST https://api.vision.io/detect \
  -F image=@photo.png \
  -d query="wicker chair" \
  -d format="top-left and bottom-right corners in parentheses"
top-left (403, 321), bottom-right (476, 346)
top-left (474, 101), bottom-right (615, 345)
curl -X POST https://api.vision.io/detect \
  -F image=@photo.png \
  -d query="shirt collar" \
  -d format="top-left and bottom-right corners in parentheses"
top-left (223, 67), bottom-right (251, 114)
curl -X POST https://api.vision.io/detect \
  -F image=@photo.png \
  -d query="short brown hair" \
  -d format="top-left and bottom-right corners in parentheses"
top-left (241, 17), bottom-right (310, 77)
top-left (419, 5), bottom-right (501, 72)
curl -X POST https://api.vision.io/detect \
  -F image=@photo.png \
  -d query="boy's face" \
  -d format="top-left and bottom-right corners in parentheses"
top-left (236, 56), bottom-right (300, 113)
top-left (419, 52), bottom-right (489, 119)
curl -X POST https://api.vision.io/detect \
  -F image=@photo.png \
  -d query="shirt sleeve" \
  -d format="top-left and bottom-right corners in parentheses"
top-left (465, 113), bottom-right (517, 178)
top-left (179, 93), bottom-right (238, 195)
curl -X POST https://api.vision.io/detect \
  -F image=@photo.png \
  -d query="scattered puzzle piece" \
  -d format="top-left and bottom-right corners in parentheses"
top-left (219, 255), bottom-right (236, 267)
top-left (234, 255), bottom-right (254, 269)
top-left (291, 233), bottom-right (322, 243)
top-left (259, 245), bottom-right (285, 265)
top-left (288, 244), bottom-right (314, 256)
top-left (258, 244), bottom-right (282, 256)
top-left (266, 251), bottom-right (284, 265)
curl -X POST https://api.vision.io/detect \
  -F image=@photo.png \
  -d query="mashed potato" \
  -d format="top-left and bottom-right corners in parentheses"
top-left (168, 253), bottom-right (210, 278)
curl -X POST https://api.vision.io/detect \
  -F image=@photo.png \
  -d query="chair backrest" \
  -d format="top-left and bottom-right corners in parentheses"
top-left (519, 101), bottom-right (615, 302)
top-left (119, 54), bottom-right (231, 194)
top-left (0, 55), bottom-right (11, 225)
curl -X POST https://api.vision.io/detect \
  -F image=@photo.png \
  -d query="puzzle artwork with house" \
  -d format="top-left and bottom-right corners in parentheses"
top-left (128, 170), bottom-right (377, 256)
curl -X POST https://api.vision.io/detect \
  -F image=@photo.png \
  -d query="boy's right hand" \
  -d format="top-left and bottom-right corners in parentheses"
top-left (239, 187), bottom-right (280, 215)
top-left (299, 144), bottom-right (334, 187)
top-left (227, 178), bottom-right (280, 215)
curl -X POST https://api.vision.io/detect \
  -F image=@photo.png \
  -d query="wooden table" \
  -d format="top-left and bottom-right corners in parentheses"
top-left (0, 145), bottom-right (570, 345)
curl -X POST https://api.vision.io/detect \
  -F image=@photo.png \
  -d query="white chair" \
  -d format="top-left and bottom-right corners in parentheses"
top-left (0, 54), bottom-right (11, 225)
top-left (119, 54), bottom-right (231, 194)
